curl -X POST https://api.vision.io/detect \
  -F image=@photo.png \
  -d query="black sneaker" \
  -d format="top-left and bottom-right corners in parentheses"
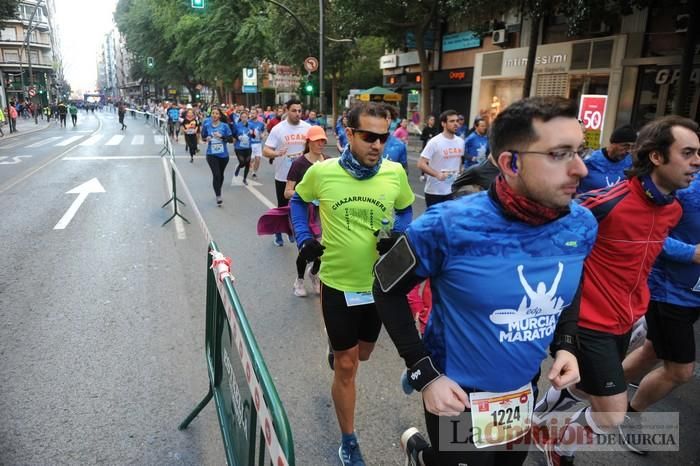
top-left (400, 428), bottom-right (429, 466)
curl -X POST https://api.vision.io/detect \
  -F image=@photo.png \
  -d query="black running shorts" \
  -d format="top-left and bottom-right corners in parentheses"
top-left (646, 300), bottom-right (700, 364)
top-left (320, 282), bottom-right (382, 352)
top-left (576, 326), bottom-right (631, 396)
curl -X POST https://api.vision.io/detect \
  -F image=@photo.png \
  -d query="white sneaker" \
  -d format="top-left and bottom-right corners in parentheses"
top-left (293, 278), bottom-right (307, 297)
top-left (309, 272), bottom-right (321, 294)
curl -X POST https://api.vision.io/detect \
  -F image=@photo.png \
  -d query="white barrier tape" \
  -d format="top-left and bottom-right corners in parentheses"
top-left (216, 276), bottom-right (290, 466)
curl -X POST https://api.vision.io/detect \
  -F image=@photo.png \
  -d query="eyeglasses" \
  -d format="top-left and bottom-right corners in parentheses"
top-left (510, 147), bottom-right (586, 162)
top-left (350, 128), bottom-right (390, 144)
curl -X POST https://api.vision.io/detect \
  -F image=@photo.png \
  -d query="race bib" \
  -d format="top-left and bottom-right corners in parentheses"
top-left (693, 276), bottom-right (700, 292)
top-left (239, 134), bottom-right (250, 149)
top-left (210, 142), bottom-right (224, 155)
top-left (441, 170), bottom-right (458, 184)
top-left (469, 383), bottom-right (533, 448)
top-left (344, 291), bottom-right (375, 307)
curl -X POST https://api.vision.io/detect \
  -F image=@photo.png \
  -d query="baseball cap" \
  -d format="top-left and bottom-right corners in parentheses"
top-left (306, 125), bottom-right (327, 141)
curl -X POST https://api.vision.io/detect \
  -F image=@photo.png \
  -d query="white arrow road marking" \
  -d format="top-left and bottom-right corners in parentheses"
top-left (0, 155), bottom-right (32, 164)
top-left (53, 178), bottom-right (105, 230)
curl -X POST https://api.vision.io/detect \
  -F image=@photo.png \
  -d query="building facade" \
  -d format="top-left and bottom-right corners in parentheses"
top-left (0, 0), bottom-right (65, 108)
top-left (379, 1), bottom-right (698, 144)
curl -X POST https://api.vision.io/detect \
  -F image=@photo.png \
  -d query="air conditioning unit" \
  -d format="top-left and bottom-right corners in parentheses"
top-left (492, 29), bottom-right (507, 45)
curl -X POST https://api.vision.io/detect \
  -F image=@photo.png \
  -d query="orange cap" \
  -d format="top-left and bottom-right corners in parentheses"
top-left (306, 125), bottom-right (327, 141)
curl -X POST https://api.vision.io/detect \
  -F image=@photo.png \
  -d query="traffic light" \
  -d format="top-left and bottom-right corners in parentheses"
top-left (191, 0), bottom-right (204, 8)
top-left (147, 57), bottom-right (154, 68)
top-left (304, 80), bottom-right (314, 94)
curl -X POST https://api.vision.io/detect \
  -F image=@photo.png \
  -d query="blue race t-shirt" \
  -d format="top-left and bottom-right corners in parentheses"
top-left (201, 120), bottom-right (232, 158)
top-left (648, 177), bottom-right (700, 307)
top-left (464, 132), bottom-right (489, 166)
top-left (232, 120), bottom-right (255, 150)
top-left (406, 193), bottom-right (597, 392)
top-left (167, 107), bottom-right (180, 122)
top-left (249, 120), bottom-right (265, 144)
top-left (382, 135), bottom-right (407, 168)
top-left (577, 148), bottom-right (632, 194)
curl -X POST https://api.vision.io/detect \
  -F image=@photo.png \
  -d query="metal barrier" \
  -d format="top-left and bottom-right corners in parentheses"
top-left (179, 243), bottom-right (295, 466)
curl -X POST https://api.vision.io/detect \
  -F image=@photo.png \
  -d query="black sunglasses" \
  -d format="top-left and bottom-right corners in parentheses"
top-left (350, 128), bottom-right (390, 144)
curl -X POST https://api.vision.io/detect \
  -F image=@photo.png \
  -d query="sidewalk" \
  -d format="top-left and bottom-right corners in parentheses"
top-left (1, 116), bottom-right (53, 139)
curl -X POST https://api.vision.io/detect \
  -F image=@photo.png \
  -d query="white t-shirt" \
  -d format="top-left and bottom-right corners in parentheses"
top-left (265, 119), bottom-right (311, 181)
top-left (420, 133), bottom-right (465, 195)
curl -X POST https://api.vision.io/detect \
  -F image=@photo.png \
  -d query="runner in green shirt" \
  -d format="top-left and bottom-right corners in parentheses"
top-left (290, 101), bottom-right (415, 466)
top-left (68, 103), bottom-right (78, 127)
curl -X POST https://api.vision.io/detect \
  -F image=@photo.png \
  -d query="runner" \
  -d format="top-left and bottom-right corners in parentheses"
top-left (290, 101), bottom-right (415, 466)
top-left (373, 96), bottom-right (595, 466)
top-left (533, 115), bottom-right (699, 466)
top-left (620, 173), bottom-right (700, 455)
top-left (167, 102), bottom-right (181, 142)
top-left (182, 108), bottom-right (200, 163)
top-left (263, 99), bottom-right (311, 247)
top-left (416, 110), bottom-right (464, 207)
top-left (284, 125), bottom-right (327, 297)
top-left (249, 108), bottom-right (266, 179)
top-left (118, 102), bottom-right (127, 130)
top-left (231, 110), bottom-right (255, 185)
top-left (577, 125), bottom-right (637, 193)
top-left (201, 106), bottom-right (233, 206)
top-left (57, 101), bottom-right (67, 128)
top-left (68, 102), bottom-right (78, 127)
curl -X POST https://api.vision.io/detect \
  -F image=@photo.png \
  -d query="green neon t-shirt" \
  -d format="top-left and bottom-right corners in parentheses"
top-left (295, 158), bottom-right (415, 292)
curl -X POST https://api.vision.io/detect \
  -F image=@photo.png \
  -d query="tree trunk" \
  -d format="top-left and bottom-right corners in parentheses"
top-left (672, 0), bottom-right (698, 116)
top-left (522, 13), bottom-right (541, 98)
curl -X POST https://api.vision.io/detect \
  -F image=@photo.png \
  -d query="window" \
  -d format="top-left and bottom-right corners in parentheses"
top-left (4, 49), bottom-right (20, 62)
top-left (30, 50), bottom-right (39, 64)
top-left (590, 40), bottom-right (613, 69)
top-left (1, 27), bottom-right (17, 41)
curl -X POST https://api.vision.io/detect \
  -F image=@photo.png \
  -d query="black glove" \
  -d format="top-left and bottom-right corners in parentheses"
top-left (299, 239), bottom-right (325, 261)
top-left (375, 231), bottom-right (401, 255)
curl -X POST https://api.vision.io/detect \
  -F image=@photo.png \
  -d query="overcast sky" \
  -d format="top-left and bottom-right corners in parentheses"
top-left (54, 0), bottom-right (118, 92)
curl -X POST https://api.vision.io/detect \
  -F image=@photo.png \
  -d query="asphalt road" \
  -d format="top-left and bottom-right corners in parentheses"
top-left (0, 112), bottom-right (697, 465)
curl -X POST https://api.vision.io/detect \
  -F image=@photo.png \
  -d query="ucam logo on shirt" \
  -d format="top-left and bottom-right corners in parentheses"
top-left (490, 262), bottom-right (566, 343)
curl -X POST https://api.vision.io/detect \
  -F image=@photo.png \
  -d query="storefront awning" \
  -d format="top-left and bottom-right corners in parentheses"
top-left (357, 86), bottom-right (402, 102)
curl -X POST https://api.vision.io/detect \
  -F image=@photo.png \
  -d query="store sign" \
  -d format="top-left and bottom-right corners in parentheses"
top-left (494, 43), bottom-right (572, 78)
top-left (655, 68), bottom-right (700, 85)
top-left (578, 94), bottom-right (608, 149)
top-left (380, 55), bottom-right (398, 69)
top-left (449, 71), bottom-right (466, 81)
top-left (242, 68), bottom-right (257, 93)
top-left (398, 51), bottom-right (420, 67)
top-left (443, 31), bottom-right (481, 52)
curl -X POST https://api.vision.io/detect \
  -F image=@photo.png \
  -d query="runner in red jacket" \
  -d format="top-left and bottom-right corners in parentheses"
top-left (533, 115), bottom-right (700, 466)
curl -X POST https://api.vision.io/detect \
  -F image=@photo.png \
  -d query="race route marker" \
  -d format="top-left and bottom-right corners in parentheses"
top-left (53, 178), bottom-right (105, 230)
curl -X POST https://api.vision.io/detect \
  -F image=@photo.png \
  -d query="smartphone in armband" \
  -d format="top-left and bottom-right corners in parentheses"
top-left (374, 235), bottom-right (417, 293)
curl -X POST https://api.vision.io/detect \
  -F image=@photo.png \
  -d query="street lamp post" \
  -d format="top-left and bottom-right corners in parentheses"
top-left (319, 0), bottom-right (324, 117)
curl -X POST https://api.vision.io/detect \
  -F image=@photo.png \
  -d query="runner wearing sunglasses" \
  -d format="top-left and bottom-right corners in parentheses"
top-left (290, 102), bottom-right (415, 466)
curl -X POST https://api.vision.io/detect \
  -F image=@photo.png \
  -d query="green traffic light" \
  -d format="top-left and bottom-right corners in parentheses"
top-left (305, 83), bottom-right (313, 93)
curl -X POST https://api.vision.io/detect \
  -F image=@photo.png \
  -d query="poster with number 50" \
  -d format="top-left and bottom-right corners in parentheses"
top-left (578, 95), bottom-right (608, 150)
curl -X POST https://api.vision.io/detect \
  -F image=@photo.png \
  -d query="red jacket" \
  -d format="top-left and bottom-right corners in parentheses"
top-left (577, 177), bottom-right (682, 335)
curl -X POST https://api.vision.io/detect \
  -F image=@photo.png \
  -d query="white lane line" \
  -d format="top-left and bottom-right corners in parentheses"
top-left (79, 135), bottom-right (103, 146)
top-left (105, 135), bottom-right (124, 145)
top-left (27, 136), bottom-right (62, 148)
top-left (55, 135), bottom-right (84, 146)
top-left (131, 135), bottom-right (144, 145)
top-left (161, 157), bottom-right (186, 240)
top-left (245, 185), bottom-right (276, 209)
top-left (0, 142), bottom-right (22, 149)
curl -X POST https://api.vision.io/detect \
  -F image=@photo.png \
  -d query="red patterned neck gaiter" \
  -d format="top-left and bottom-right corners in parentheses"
top-left (491, 176), bottom-right (569, 226)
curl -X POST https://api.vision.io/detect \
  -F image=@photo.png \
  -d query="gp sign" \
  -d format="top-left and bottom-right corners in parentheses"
top-left (578, 94), bottom-right (607, 149)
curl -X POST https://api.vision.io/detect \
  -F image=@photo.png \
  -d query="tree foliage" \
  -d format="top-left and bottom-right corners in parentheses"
top-left (0, 0), bottom-right (19, 27)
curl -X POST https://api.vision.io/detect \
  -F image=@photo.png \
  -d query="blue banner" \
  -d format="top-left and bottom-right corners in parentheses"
top-left (442, 31), bottom-right (481, 52)
top-left (242, 85), bottom-right (257, 94)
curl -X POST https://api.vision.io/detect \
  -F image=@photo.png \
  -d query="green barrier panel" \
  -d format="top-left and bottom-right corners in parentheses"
top-left (179, 241), bottom-right (295, 466)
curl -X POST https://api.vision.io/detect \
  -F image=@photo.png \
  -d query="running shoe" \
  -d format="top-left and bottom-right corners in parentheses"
top-left (243, 179), bottom-right (248, 186)
top-left (293, 278), bottom-right (307, 297)
top-left (252, 172), bottom-right (257, 179)
top-left (235, 167), bottom-right (241, 177)
top-left (532, 388), bottom-right (580, 425)
top-left (309, 272), bottom-right (321, 294)
top-left (338, 438), bottom-right (365, 466)
top-left (543, 440), bottom-right (575, 466)
top-left (400, 428), bottom-right (430, 466)
top-left (288, 234), bottom-right (295, 243)
top-left (216, 196), bottom-right (223, 207)
top-left (274, 233), bottom-right (284, 247)
top-left (618, 415), bottom-right (648, 456)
